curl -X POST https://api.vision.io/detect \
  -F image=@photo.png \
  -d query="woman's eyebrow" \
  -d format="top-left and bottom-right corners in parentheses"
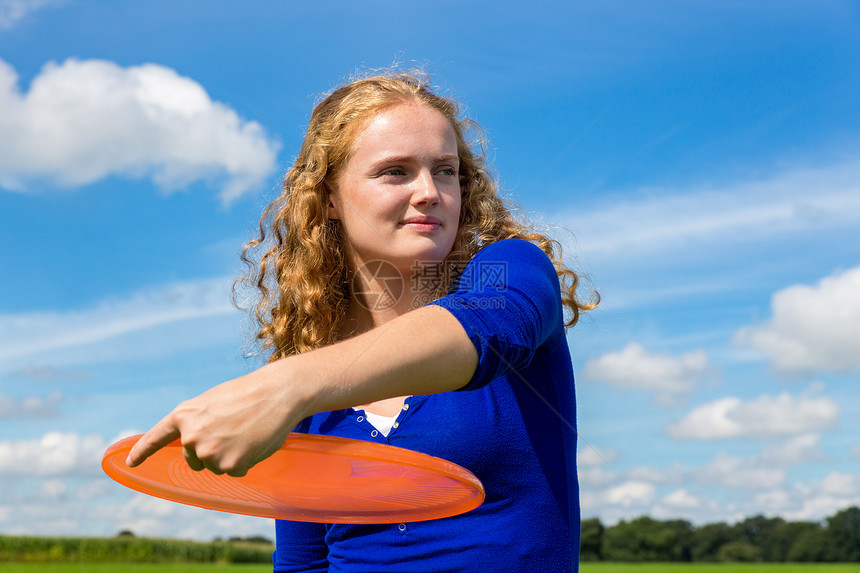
top-left (368, 154), bottom-right (459, 169)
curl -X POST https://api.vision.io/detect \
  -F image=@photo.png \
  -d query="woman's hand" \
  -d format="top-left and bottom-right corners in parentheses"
top-left (125, 360), bottom-right (308, 477)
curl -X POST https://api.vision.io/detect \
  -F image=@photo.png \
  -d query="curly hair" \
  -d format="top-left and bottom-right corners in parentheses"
top-left (235, 71), bottom-right (598, 361)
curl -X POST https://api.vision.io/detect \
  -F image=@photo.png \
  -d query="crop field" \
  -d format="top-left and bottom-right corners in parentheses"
top-left (0, 566), bottom-right (271, 572)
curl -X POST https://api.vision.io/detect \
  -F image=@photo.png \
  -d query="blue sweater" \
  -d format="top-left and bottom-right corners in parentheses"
top-left (273, 239), bottom-right (580, 572)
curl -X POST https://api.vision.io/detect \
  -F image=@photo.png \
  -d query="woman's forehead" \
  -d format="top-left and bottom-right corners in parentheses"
top-left (348, 103), bottom-right (457, 160)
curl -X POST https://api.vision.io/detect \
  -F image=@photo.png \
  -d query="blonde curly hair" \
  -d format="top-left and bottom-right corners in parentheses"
top-left (236, 71), bottom-right (597, 361)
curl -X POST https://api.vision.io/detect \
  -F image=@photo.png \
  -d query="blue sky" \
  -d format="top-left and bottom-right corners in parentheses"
top-left (1, 0), bottom-right (858, 541)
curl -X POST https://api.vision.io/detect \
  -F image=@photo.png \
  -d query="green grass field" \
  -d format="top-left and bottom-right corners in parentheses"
top-left (2, 564), bottom-right (858, 572)
top-left (580, 565), bottom-right (859, 572)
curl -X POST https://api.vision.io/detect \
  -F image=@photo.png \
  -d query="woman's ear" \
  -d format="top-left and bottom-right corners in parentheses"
top-left (327, 195), bottom-right (340, 220)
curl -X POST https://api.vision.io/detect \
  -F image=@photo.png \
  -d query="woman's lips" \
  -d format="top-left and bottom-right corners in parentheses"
top-left (400, 216), bottom-right (442, 231)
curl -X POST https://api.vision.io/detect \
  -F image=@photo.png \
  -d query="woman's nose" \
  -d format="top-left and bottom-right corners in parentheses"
top-left (411, 170), bottom-right (440, 206)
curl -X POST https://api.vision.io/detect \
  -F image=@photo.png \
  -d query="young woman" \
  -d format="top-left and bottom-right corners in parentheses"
top-left (128, 72), bottom-right (597, 572)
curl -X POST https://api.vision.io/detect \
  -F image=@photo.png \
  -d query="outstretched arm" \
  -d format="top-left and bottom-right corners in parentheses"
top-left (126, 304), bottom-right (477, 476)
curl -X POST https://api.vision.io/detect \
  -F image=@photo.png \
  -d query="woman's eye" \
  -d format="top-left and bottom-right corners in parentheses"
top-left (437, 167), bottom-right (457, 176)
top-left (382, 167), bottom-right (405, 177)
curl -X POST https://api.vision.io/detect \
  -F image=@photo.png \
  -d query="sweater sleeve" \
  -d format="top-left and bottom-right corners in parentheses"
top-left (273, 519), bottom-right (329, 572)
top-left (428, 238), bottom-right (563, 391)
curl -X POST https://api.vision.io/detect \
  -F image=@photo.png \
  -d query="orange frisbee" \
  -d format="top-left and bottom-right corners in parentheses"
top-left (102, 433), bottom-right (485, 524)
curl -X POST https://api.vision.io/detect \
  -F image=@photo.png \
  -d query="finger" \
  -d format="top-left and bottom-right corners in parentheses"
top-left (126, 416), bottom-right (181, 467)
top-left (183, 446), bottom-right (206, 472)
top-left (226, 465), bottom-right (249, 478)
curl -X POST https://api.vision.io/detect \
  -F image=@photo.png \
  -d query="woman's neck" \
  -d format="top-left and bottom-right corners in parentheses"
top-left (342, 289), bottom-right (428, 336)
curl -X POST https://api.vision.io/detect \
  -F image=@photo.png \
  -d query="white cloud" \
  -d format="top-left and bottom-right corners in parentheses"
top-left (562, 160), bottom-right (860, 261)
top-left (734, 266), bottom-right (860, 374)
top-left (697, 452), bottom-right (785, 490)
top-left (660, 488), bottom-right (700, 510)
top-left (0, 479), bottom-right (274, 540)
top-left (666, 388), bottom-right (838, 440)
top-left (579, 468), bottom-right (618, 488)
top-left (0, 276), bottom-right (236, 366)
top-left (778, 474), bottom-right (860, 522)
top-left (820, 472), bottom-right (859, 497)
top-left (758, 433), bottom-right (823, 465)
top-left (0, 57), bottom-right (279, 202)
top-left (0, 0), bottom-right (63, 29)
top-left (625, 465), bottom-right (684, 486)
top-left (580, 479), bottom-right (658, 512)
top-left (753, 489), bottom-right (793, 513)
top-left (0, 391), bottom-right (63, 419)
top-left (582, 343), bottom-right (711, 405)
top-left (0, 432), bottom-right (106, 476)
top-left (605, 480), bottom-right (657, 507)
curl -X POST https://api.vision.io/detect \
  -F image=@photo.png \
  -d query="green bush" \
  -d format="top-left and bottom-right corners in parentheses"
top-left (717, 541), bottom-right (763, 562)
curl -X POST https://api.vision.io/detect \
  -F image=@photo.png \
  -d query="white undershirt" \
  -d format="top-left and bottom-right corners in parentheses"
top-left (361, 410), bottom-right (398, 437)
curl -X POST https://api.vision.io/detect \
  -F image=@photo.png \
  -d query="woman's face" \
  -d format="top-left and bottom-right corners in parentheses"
top-left (328, 102), bottom-right (461, 277)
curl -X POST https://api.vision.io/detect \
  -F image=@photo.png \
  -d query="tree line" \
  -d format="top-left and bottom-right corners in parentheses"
top-left (580, 506), bottom-right (860, 562)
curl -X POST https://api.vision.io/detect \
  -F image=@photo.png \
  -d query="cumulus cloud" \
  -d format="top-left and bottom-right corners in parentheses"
top-left (734, 266), bottom-right (860, 374)
top-left (820, 472), bottom-right (859, 497)
top-left (0, 432), bottom-right (106, 476)
top-left (697, 451), bottom-right (786, 490)
top-left (0, 57), bottom-right (280, 202)
top-left (0, 276), bottom-right (236, 366)
top-left (758, 433), bottom-right (824, 465)
top-left (754, 474), bottom-right (860, 523)
top-left (666, 387), bottom-right (838, 440)
top-left (579, 439), bottom-right (851, 525)
top-left (605, 481), bottom-right (657, 507)
top-left (583, 480), bottom-right (658, 513)
top-left (660, 488), bottom-right (701, 510)
top-left (0, 0), bottom-right (63, 29)
top-left (0, 481), bottom-right (273, 540)
top-left (582, 343), bottom-right (712, 405)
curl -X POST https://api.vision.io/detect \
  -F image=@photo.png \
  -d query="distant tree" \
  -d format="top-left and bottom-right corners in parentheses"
top-left (226, 535), bottom-right (274, 545)
top-left (602, 516), bottom-right (690, 561)
top-left (826, 506), bottom-right (860, 562)
top-left (731, 515), bottom-right (789, 561)
top-left (662, 519), bottom-right (694, 562)
top-left (717, 540), bottom-right (762, 562)
top-left (116, 530), bottom-right (135, 538)
top-left (787, 524), bottom-right (828, 562)
top-left (691, 522), bottom-right (733, 562)
top-left (580, 518), bottom-right (604, 561)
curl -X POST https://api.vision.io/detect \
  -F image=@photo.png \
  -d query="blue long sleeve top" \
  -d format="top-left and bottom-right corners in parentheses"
top-left (273, 238), bottom-right (580, 572)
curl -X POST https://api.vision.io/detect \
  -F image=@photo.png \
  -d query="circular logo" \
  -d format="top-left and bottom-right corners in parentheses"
top-left (352, 260), bottom-right (405, 311)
